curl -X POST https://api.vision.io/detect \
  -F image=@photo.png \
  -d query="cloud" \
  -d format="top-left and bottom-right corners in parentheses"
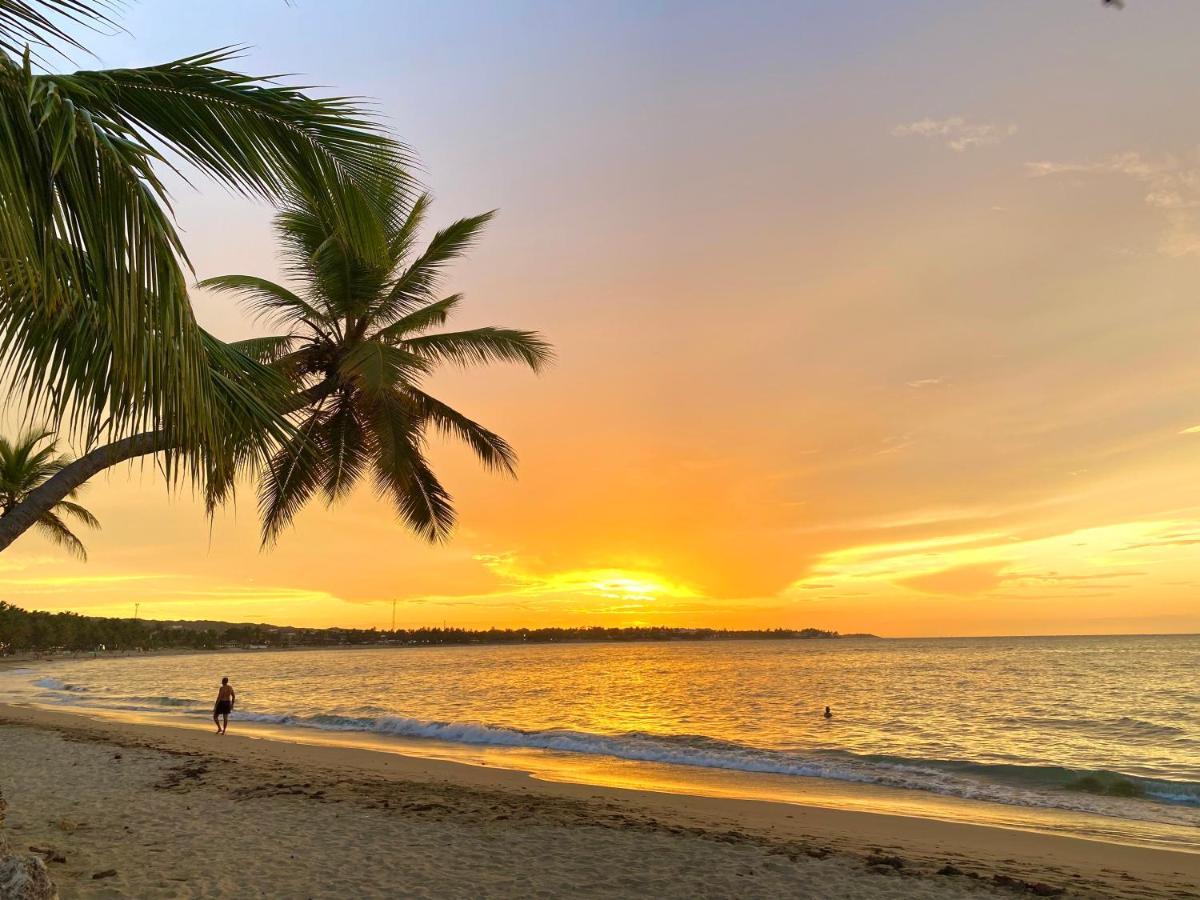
top-left (474, 554), bottom-right (702, 603)
top-left (0, 573), bottom-right (176, 593)
top-left (1027, 151), bottom-right (1200, 255)
top-left (380, 553), bottom-right (708, 618)
top-left (1116, 538), bottom-right (1200, 552)
top-left (158, 586), bottom-right (342, 605)
top-left (1012, 571), bottom-right (1144, 584)
top-left (1026, 153), bottom-right (1157, 181)
top-left (794, 518), bottom-right (1200, 610)
top-left (892, 117), bottom-right (1017, 152)
top-left (874, 432), bottom-right (916, 456)
top-left (906, 378), bottom-right (944, 389)
top-left (898, 561), bottom-right (1009, 595)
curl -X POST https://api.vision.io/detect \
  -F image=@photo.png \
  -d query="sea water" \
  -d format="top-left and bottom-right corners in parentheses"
top-left (3, 634), bottom-right (1197, 849)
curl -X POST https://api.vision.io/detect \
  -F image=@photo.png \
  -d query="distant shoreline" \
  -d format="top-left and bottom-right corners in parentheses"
top-left (0, 632), bottom-right (883, 667)
top-left (6, 631), bottom-right (1200, 664)
top-left (1, 601), bottom-right (881, 654)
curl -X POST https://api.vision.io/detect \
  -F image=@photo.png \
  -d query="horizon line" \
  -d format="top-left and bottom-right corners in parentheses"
top-left (14, 604), bottom-right (1200, 643)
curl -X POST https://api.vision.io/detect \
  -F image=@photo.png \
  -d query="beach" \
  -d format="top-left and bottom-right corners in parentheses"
top-left (4, 638), bottom-right (1196, 846)
top-left (0, 703), bottom-right (1197, 899)
top-left (5, 2), bottom-right (1200, 897)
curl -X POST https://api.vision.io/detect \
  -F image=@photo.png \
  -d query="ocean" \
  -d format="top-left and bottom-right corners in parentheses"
top-left (3, 634), bottom-right (1198, 850)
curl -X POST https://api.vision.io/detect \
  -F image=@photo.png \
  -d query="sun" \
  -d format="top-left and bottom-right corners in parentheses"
top-left (588, 574), bottom-right (680, 602)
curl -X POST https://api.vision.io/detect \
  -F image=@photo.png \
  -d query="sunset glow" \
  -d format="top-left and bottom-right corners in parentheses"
top-left (5, 1), bottom-right (1200, 636)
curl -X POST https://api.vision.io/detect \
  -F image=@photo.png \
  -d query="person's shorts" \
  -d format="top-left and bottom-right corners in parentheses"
top-left (214, 700), bottom-right (233, 716)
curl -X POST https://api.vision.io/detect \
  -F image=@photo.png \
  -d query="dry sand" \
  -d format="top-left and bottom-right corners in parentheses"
top-left (0, 704), bottom-right (1197, 899)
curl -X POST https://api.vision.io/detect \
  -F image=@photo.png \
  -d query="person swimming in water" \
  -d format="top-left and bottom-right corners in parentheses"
top-left (213, 677), bottom-right (236, 734)
top-left (823, 706), bottom-right (833, 719)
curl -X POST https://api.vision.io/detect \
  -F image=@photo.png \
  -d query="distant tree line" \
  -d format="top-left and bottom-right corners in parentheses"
top-left (0, 602), bottom-right (201, 653)
top-left (0, 602), bottom-right (868, 654)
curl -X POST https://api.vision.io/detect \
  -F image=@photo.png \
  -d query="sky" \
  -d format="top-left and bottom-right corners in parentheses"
top-left (5, 0), bottom-right (1200, 636)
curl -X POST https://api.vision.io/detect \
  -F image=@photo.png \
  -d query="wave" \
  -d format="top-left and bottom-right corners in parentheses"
top-left (848, 753), bottom-right (1200, 807)
top-left (31, 679), bottom-right (204, 708)
top-left (1000, 715), bottom-right (1188, 741)
top-left (122, 695), bottom-right (203, 708)
top-left (22, 677), bottom-right (1200, 824)
top-left (33, 677), bottom-right (90, 692)
top-left (210, 710), bottom-right (1200, 815)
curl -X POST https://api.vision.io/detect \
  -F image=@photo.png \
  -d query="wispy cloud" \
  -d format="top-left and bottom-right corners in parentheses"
top-left (1027, 151), bottom-right (1200, 255)
top-left (159, 586), bottom-right (343, 605)
top-left (1116, 537), bottom-right (1200, 553)
top-left (900, 561), bottom-right (1008, 596)
top-left (0, 573), bottom-right (176, 592)
top-left (874, 432), bottom-right (916, 456)
top-left (794, 519), bottom-right (1200, 601)
top-left (474, 553), bottom-right (701, 604)
top-left (1013, 571), bottom-right (1145, 584)
top-left (892, 117), bottom-right (1017, 152)
top-left (379, 554), bottom-right (708, 618)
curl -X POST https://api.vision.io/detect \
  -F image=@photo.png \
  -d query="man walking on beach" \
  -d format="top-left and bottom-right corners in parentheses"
top-left (213, 677), bottom-right (236, 734)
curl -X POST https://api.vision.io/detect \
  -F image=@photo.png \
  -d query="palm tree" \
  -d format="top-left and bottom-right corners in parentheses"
top-left (200, 182), bottom-right (553, 542)
top-left (0, 1), bottom-right (405, 470)
top-left (0, 175), bottom-right (550, 554)
top-left (0, 429), bottom-right (98, 559)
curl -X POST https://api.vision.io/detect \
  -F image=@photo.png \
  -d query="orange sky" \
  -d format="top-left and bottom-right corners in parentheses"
top-left (5, 2), bottom-right (1200, 636)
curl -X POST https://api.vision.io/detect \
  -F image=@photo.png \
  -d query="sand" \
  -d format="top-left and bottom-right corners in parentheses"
top-left (0, 704), bottom-right (1196, 899)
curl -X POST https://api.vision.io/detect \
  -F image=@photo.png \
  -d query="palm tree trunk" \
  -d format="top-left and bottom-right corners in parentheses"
top-left (0, 431), bottom-right (168, 552)
top-left (0, 379), bottom-right (336, 555)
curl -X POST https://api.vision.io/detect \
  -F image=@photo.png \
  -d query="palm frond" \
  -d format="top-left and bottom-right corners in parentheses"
top-left (198, 330), bottom-right (296, 440)
top-left (318, 396), bottom-right (369, 501)
top-left (376, 211), bottom-right (494, 320)
top-left (225, 334), bottom-right (297, 366)
top-left (197, 331), bottom-right (300, 514)
top-left (48, 48), bottom-right (408, 219)
top-left (1, 428), bottom-right (52, 466)
top-left (198, 275), bottom-right (327, 332)
top-left (406, 387), bottom-right (516, 475)
top-left (0, 0), bottom-right (116, 57)
top-left (402, 328), bottom-right (553, 373)
top-left (386, 190), bottom-right (430, 263)
top-left (54, 497), bottom-right (99, 528)
top-left (258, 409), bottom-right (326, 545)
top-left (33, 509), bottom-right (87, 559)
top-left (372, 294), bottom-right (461, 343)
top-left (0, 428), bottom-right (67, 498)
top-left (366, 394), bottom-right (454, 542)
top-left (336, 340), bottom-right (429, 396)
top-left (271, 187), bottom-right (392, 324)
top-left (0, 41), bottom-right (407, 470)
top-left (0, 58), bottom-right (209, 449)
